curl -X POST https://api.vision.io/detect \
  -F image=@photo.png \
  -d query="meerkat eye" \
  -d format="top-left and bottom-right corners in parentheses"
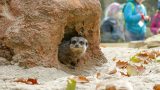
top-left (79, 41), bottom-right (84, 45)
top-left (71, 40), bottom-right (76, 44)
top-left (86, 42), bottom-right (88, 47)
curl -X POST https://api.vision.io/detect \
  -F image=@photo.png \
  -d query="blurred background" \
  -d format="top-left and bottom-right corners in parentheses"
top-left (100, 0), bottom-right (156, 18)
top-left (99, 0), bottom-right (157, 43)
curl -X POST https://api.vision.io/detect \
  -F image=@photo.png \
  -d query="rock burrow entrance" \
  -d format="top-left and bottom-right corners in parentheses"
top-left (0, 0), bottom-right (107, 74)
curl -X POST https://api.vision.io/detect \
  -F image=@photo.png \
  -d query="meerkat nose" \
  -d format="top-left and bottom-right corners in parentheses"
top-left (75, 45), bottom-right (79, 48)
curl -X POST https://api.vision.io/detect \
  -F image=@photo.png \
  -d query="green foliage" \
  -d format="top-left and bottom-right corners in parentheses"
top-left (156, 56), bottom-right (160, 62)
top-left (66, 79), bottom-right (76, 90)
top-left (130, 56), bottom-right (141, 63)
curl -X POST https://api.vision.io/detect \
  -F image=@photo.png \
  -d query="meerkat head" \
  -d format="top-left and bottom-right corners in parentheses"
top-left (69, 36), bottom-right (88, 55)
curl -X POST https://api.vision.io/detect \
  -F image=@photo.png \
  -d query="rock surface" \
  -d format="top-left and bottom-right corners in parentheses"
top-left (145, 34), bottom-right (160, 48)
top-left (0, 0), bottom-right (106, 72)
top-left (128, 35), bottom-right (160, 48)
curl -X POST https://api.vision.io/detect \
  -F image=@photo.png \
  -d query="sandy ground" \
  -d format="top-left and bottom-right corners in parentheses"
top-left (0, 47), bottom-right (160, 90)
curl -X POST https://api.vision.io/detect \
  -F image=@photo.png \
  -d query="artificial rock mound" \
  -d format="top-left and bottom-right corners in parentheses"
top-left (0, 0), bottom-right (106, 71)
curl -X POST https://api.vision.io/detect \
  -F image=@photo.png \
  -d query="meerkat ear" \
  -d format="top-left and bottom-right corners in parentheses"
top-left (69, 38), bottom-right (73, 44)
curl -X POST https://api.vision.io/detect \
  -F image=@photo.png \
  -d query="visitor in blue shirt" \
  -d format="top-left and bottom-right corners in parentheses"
top-left (123, 0), bottom-right (150, 41)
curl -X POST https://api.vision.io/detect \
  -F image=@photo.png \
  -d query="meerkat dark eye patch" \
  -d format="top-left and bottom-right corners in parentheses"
top-left (86, 42), bottom-right (88, 47)
top-left (79, 41), bottom-right (84, 45)
top-left (71, 40), bottom-right (76, 44)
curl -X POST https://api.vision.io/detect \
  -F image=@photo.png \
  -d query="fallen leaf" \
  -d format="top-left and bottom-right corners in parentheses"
top-left (109, 68), bottom-right (117, 74)
top-left (96, 72), bottom-right (101, 78)
top-left (130, 51), bottom-right (156, 64)
top-left (14, 78), bottom-right (38, 85)
top-left (96, 83), bottom-right (104, 90)
top-left (27, 78), bottom-right (38, 85)
top-left (116, 60), bottom-right (128, 69)
top-left (126, 65), bottom-right (139, 76)
top-left (148, 52), bottom-right (157, 59)
top-left (138, 51), bottom-right (150, 57)
top-left (153, 84), bottom-right (160, 90)
top-left (130, 56), bottom-right (142, 63)
top-left (96, 83), bottom-right (101, 90)
top-left (156, 56), bottom-right (160, 62)
top-left (112, 57), bottom-right (116, 61)
top-left (136, 65), bottom-right (145, 72)
top-left (96, 83), bottom-right (116, 90)
top-left (74, 76), bottom-right (89, 83)
top-left (66, 79), bottom-right (76, 90)
top-left (130, 50), bottom-right (158, 64)
top-left (14, 78), bottom-right (27, 84)
top-left (105, 84), bottom-right (116, 90)
top-left (144, 60), bottom-right (149, 64)
top-left (140, 56), bottom-right (152, 64)
top-left (120, 72), bottom-right (130, 77)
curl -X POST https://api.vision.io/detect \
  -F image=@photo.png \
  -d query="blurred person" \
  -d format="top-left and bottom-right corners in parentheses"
top-left (150, 0), bottom-right (160, 35)
top-left (101, 2), bottom-right (125, 43)
top-left (123, 0), bottom-right (150, 41)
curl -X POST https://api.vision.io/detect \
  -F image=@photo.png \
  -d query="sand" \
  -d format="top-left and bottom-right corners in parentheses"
top-left (0, 47), bottom-right (160, 90)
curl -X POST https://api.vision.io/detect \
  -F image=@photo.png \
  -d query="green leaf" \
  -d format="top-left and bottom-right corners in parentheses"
top-left (156, 56), bottom-right (160, 62)
top-left (66, 79), bottom-right (76, 90)
top-left (127, 65), bottom-right (139, 76)
top-left (130, 56), bottom-right (141, 63)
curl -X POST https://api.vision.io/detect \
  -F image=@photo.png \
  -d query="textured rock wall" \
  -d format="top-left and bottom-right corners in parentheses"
top-left (0, 0), bottom-right (107, 70)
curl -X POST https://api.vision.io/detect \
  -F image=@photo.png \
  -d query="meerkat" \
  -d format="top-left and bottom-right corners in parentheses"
top-left (58, 36), bottom-right (88, 69)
